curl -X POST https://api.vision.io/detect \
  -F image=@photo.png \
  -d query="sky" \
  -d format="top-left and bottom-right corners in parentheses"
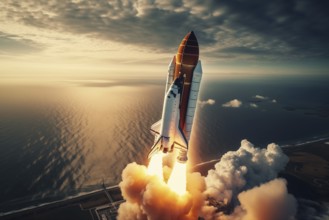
top-left (1, 0), bottom-right (329, 79)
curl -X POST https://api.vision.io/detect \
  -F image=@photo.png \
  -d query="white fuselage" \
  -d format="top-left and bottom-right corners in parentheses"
top-left (158, 83), bottom-right (180, 152)
top-left (148, 57), bottom-right (202, 163)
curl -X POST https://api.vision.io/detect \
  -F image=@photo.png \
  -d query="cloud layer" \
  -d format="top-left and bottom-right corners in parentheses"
top-left (1, 0), bottom-right (329, 62)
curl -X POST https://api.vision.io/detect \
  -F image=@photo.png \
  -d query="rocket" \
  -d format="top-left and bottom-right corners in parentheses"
top-left (148, 31), bottom-right (203, 163)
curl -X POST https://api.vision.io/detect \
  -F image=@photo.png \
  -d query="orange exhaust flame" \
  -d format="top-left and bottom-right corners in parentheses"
top-left (147, 153), bottom-right (164, 180)
top-left (168, 161), bottom-right (187, 195)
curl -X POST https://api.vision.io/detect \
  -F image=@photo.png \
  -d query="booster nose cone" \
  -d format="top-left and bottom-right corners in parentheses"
top-left (174, 31), bottom-right (199, 79)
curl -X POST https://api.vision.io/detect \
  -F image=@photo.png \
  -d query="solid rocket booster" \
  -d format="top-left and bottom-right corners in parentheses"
top-left (148, 31), bottom-right (203, 163)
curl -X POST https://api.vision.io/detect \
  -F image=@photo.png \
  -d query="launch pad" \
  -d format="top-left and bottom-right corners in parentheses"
top-left (0, 185), bottom-right (124, 220)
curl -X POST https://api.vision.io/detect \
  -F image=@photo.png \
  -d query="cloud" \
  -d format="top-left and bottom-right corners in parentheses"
top-left (0, 32), bottom-right (43, 54)
top-left (254, 95), bottom-right (268, 100)
top-left (1, 0), bottom-right (329, 61)
top-left (199, 99), bottom-right (216, 107)
top-left (222, 99), bottom-right (242, 108)
top-left (250, 103), bottom-right (258, 108)
top-left (222, 96), bottom-right (276, 109)
top-left (250, 95), bottom-right (278, 107)
top-left (220, 46), bottom-right (276, 56)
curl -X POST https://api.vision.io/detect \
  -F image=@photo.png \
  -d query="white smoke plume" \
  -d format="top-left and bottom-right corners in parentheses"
top-left (118, 140), bottom-right (297, 220)
top-left (222, 99), bottom-right (242, 108)
top-left (218, 178), bottom-right (297, 220)
top-left (204, 140), bottom-right (289, 205)
top-left (199, 99), bottom-right (216, 107)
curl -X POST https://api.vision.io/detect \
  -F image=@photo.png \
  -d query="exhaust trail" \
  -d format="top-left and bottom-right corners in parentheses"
top-left (147, 153), bottom-right (164, 181)
top-left (200, 140), bottom-right (297, 220)
top-left (118, 140), bottom-right (297, 220)
top-left (118, 161), bottom-right (206, 220)
top-left (168, 161), bottom-right (187, 195)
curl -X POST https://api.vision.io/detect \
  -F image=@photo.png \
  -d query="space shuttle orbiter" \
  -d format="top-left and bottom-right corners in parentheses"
top-left (148, 31), bottom-right (203, 163)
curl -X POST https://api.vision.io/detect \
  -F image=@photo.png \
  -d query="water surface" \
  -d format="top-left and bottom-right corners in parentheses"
top-left (0, 74), bottom-right (328, 207)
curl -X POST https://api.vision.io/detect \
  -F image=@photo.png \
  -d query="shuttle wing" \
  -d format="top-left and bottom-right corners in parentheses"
top-left (150, 120), bottom-right (161, 135)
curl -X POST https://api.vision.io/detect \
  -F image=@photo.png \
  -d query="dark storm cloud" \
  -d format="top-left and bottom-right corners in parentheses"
top-left (215, 0), bottom-right (329, 59)
top-left (0, 32), bottom-right (43, 54)
top-left (1, 0), bottom-right (329, 60)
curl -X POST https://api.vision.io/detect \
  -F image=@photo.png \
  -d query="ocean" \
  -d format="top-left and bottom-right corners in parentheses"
top-left (0, 74), bottom-right (328, 209)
